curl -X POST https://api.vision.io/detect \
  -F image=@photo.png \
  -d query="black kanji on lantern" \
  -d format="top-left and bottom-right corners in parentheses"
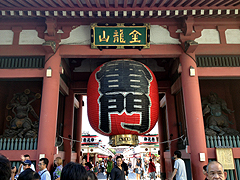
top-left (96, 60), bottom-right (153, 134)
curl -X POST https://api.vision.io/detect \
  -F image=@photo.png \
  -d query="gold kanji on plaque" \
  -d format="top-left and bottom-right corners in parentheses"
top-left (129, 30), bottom-right (142, 43)
top-left (99, 31), bottom-right (110, 42)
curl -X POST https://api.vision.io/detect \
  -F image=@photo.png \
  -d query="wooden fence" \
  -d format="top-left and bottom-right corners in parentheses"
top-left (206, 136), bottom-right (240, 148)
top-left (0, 138), bottom-right (37, 150)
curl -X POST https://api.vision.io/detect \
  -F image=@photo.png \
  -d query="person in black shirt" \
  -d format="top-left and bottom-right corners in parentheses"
top-left (121, 155), bottom-right (128, 180)
top-left (111, 156), bottom-right (125, 180)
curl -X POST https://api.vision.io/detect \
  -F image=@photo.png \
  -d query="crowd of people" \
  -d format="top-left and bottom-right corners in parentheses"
top-left (0, 154), bottom-right (97, 180)
top-left (0, 151), bottom-right (228, 180)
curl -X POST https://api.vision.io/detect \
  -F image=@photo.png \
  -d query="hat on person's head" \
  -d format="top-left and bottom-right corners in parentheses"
top-left (22, 160), bottom-right (32, 165)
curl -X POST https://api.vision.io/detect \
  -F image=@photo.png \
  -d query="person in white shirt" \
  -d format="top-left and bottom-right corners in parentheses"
top-left (18, 154), bottom-right (35, 175)
top-left (155, 161), bottom-right (161, 179)
top-left (169, 150), bottom-right (187, 180)
top-left (38, 158), bottom-right (51, 180)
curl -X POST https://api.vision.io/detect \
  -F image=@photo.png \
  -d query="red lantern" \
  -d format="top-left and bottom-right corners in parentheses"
top-left (87, 59), bottom-right (159, 137)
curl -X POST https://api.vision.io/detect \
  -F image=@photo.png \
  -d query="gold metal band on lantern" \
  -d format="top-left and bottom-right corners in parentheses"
top-left (109, 134), bottom-right (139, 147)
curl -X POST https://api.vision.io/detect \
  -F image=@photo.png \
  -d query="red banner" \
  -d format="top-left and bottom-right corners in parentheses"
top-left (97, 155), bottom-right (108, 158)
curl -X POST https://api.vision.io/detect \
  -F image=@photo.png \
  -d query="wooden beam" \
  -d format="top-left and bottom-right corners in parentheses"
top-left (114, 0), bottom-right (118, 8)
top-left (190, 0), bottom-right (206, 6)
top-left (59, 44), bottom-right (183, 58)
top-left (0, 45), bottom-right (45, 56)
top-left (55, 0), bottom-right (66, 7)
top-left (141, 0), bottom-right (148, 8)
top-left (71, 81), bottom-right (88, 93)
top-left (123, 0), bottom-right (128, 8)
top-left (233, 148), bottom-right (240, 158)
top-left (61, 59), bottom-right (71, 78)
top-left (132, 0), bottom-right (137, 8)
top-left (160, 95), bottom-right (166, 108)
top-left (84, 0), bottom-right (93, 8)
top-left (60, 77), bottom-right (69, 95)
top-left (207, 148), bottom-right (240, 159)
top-left (74, 96), bottom-right (79, 108)
top-left (75, 0), bottom-right (83, 7)
top-left (59, 44), bottom-right (240, 58)
top-left (0, 69), bottom-right (44, 78)
top-left (34, 0), bottom-right (49, 7)
top-left (0, 150), bottom-right (37, 161)
top-left (196, 44), bottom-right (240, 56)
top-left (16, 0), bottom-right (32, 7)
top-left (104, 0), bottom-right (109, 8)
top-left (149, 0), bottom-right (158, 7)
top-left (25, 0), bottom-right (41, 7)
top-left (197, 67), bottom-right (240, 78)
top-left (65, 0), bottom-right (75, 7)
top-left (158, 0), bottom-right (169, 7)
top-left (171, 76), bottom-right (182, 94)
top-left (158, 81), bottom-right (171, 92)
top-left (0, 44), bottom-right (239, 59)
top-left (46, 0), bottom-right (58, 7)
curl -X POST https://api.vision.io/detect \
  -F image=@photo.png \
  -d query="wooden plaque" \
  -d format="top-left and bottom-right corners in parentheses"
top-left (216, 148), bottom-right (235, 170)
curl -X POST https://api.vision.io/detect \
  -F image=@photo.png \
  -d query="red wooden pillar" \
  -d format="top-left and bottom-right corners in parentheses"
top-left (63, 89), bottom-right (75, 164)
top-left (76, 95), bottom-right (83, 163)
top-left (165, 88), bottom-right (178, 178)
top-left (37, 50), bottom-right (61, 170)
top-left (180, 52), bottom-right (208, 180)
top-left (158, 108), bottom-right (165, 174)
top-left (87, 153), bottom-right (90, 162)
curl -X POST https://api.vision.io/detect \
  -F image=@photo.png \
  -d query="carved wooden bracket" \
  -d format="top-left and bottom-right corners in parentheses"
top-left (167, 26), bottom-right (179, 39)
top-left (42, 41), bottom-right (56, 53)
top-left (11, 26), bottom-right (22, 45)
top-left (184, 40), bottom-right (198, 53)
top-left (179, 17), bottom-right (202, 53)
top-left (36, 18), bottom-right (73, 46)
top-left (182, 16), bottom-right (194, 36)
top-left (36, 26), bottom-right (45, 39)
top-left (44, 18), bottom-right (61, 42)
top-left (167, 17), bottom-right (203, 47)
top-left (45, 17), bottom-right (57, 37)
top-left (40, 18), bottom-right (73, 53)
top-left (217, 26), bottom-right (227, 44)
top-left (180, 17), bottom-right (203, 43)
top-left (61, 26), bottom-right (73, 39)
